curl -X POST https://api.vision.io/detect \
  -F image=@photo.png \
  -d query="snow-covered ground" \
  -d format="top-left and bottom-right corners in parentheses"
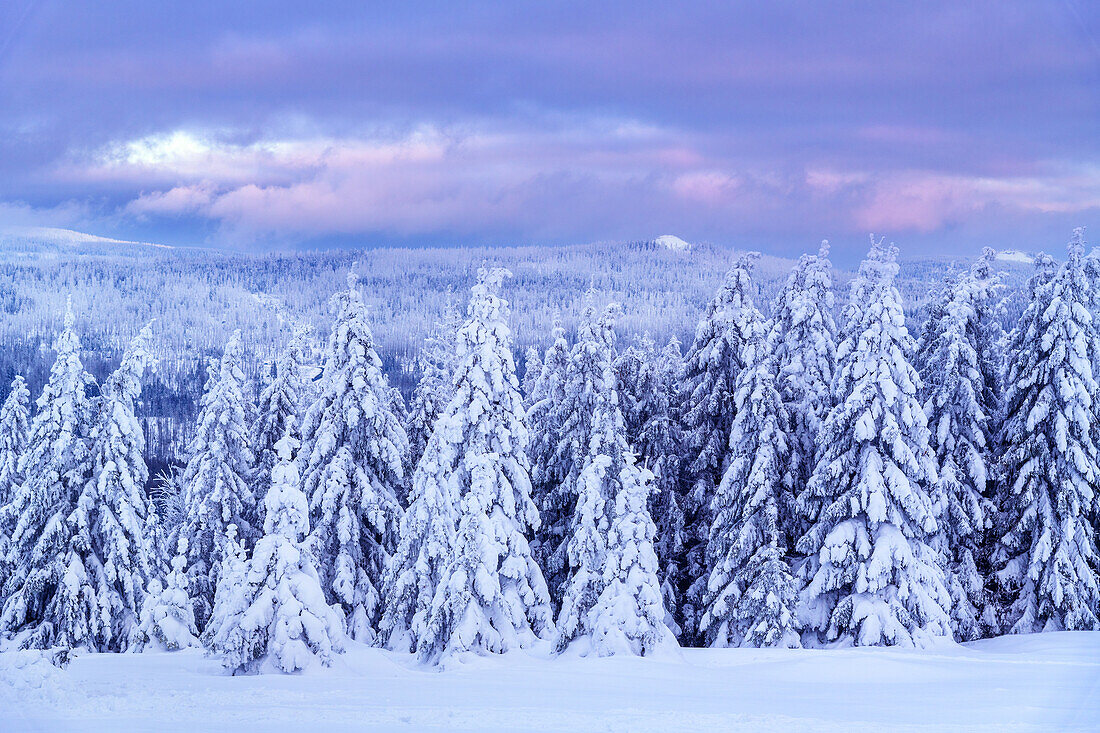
top-left (1, 632), bottom-right (1097, 732)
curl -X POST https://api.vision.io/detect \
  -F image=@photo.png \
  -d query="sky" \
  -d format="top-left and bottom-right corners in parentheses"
top-left (0, 1), bottom-right (1097, 261)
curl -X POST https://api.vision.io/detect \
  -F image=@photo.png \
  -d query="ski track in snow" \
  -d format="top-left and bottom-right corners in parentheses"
top-left (1, 632), bottom-right (1098, 732)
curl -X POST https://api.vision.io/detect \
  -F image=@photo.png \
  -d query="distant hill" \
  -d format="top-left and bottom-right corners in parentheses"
top-left (653, 234), bottom-right (692, 251)
top-left (0, 226), bottom-right (172, 260)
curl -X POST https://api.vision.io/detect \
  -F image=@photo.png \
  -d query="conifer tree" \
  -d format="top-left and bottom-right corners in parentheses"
top-left (378, 424), bottom-right (457, 651)
top-left (253, 328), bottom-right (306, 523)
top-left (416, 268), bottom-right (552, 664)
top-left (0, 375), bottom-right (31, 592)
top-left (646, 337), bottom-right (687, 632)
top-left (0, 303), bottom-right (98, 649)
top-left (554, 303), bottom-right (674, 655)
top-left (590, 450), bottom-right (675, 656)
top-left (615, 334), bottom-right (685, 633)
top-left (678, 252), bottom-right (762, 642)
top-left (527, 318), bottom-right (571, 589)
top-left (206, 522), bottom-right (248, 641)
top-left (380, 307), bottom-right (465, 652)
top-left (920, 250), bottom-right (1002, 640)
top-left (701, 342), bottom-right (800, 649)
top-left (299, 273), bottom-right (408, 640)
top-left (0, 375), bottom-right (30, 510)
top-left (406, 301), bottom-right (461, 473)
top-left (768, 242), bottom-right (837, 544)
top-left (521, 345), bottom-right (542, 401)
top-left (552, 440), bottom-right (608, 652)
top-left (210, 432), bottom-right (345, 673)
top-left (613, 335), bottom-right (650, 443)
top-left (797, 238), bottom-right (951, 647)
top-left (176, 330), bottom-right (257, 627)
top-left (553, 304), bottom-right (621, 652)
top-left (62, 323), bottom-right (158, 650)
top-left (541, 301), bottom-right (621, 608)
top-left (994, 229), bottom-right (1100, 633)
top-left (131, 537), bottom-right (199, 652)
top-left (388, 386), bottom-right (410, 445)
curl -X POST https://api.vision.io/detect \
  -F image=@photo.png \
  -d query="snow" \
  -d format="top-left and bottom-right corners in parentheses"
top-left (1, 632), bottom-right (1098, 731)
top-left (996, 250), bottom-right (1033, 264)
top-left (1, 226), bottom-right (172, 249)
top-left (653, 234), bottom-right (692, 251)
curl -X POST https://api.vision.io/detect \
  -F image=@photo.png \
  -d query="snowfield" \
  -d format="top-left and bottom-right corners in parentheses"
top-left (2, 632), bottom-right (1098, 732)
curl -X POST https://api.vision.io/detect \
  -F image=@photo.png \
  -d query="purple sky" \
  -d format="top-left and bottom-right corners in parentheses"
top-left (0, 1), bottom-right (1097, 260)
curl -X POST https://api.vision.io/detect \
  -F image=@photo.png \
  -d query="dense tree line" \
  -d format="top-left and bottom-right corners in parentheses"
top-left (0, 237), bottom-right (1036, 481)
top-left (0, 231), bottom-right (1097, 673)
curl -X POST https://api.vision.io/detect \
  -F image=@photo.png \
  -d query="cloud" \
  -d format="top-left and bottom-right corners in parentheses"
top-left (0, 199), bottom-right (92, 230)
top-left (1, 2), bottom-right (1096, 252)
top-left (670, 172), bottom-right (741, 205)
top-left (24, 116), bottom-right (1077, 252)
top-left (83, 123), bottom-right (747, 239)
top-left (125, 183), bottom-right (218, 217)
top-left (853, 167), bottom-right (1100, 232)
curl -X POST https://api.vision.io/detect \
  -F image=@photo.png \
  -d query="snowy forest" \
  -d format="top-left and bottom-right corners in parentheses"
top-left (0, 228), bottom-right (1097, 674)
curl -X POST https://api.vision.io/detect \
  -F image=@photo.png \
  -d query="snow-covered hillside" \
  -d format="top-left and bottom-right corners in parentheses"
top-left (0, 226), bottom-right (172, 260)
top-left (654, 234), bottom-right (692, 251)
top-left (996, 249), bottom-right (1033, 264)
top-left (1, 632), bottom-right (1096, 732)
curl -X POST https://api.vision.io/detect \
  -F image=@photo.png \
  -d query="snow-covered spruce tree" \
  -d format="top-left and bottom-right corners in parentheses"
top-left (253, 328), bottom-right (306, 525)
top-left (130, 537), bottom-right (198, 652)
top-left (915, 272), bottom-right (958, 362)
top-left (0, 375), bottom-right (31, 593)
top-left (615, 334), bottom-right (686, 633)
top-left (553, 302), bottom-right (676, 657)
top-left (701, 338), bottom-right (800, 648)
top-left (406, 300), bottom-right (461, 474)
top-left (299, 273), bottom-right (407, 641)
top-left (589, 448), bottom-right (675, 656)
top-left (388, 387), bottom-right (410, 448)
top-left (176, 330), bottom-right (257, 628)
top-left (920, 250), bottom-right (1002, 640)
top-left (521, 345), bottom-right (542, 401)
top-left (0, 375), bottom-right (31, 510)
top-left (677, 252), bottom-right (763, 643)
top-left (380, 307), bottom-right (467, 652)
top-left (613, 334), bottom-right (651, 443)
top-left (61, 322), bottom-right (158, 650)
top-left (416, 268), bottom-right (552, 664)
top-left (993, 229), bottom-right (1100, 633)
top-left (377, 422), bottom-right (457, 652)
top-left (205, 522), bottom-right (248, 643)
top-left (551, 439), bottom-right (608, 652)
top-left (767, 242), bottom-right (837, 544)
top-left (648, 338), bottom-right (687, 630)
top-left (210, 432), bottom-right (344, 674)
top-left (540, 300), bottom-right (622, 609)
top-left (0, 303), bottom-right (98, 649)
top-left (796, 238), bottom-right (951, 647)
top-left (554, 303), bottom-right (625, 652)
top-left (966, 249), bottom-right (1006, 438)
top-left (526, 318), bottom-right (571, 593)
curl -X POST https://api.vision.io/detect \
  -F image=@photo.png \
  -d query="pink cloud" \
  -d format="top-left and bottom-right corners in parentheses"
top-left (670, 171), bottom-right (740, 205)
top-left (48, 121), bottom-right (1100, 244)
top-left (854, 167), bottom-right (1100, 233)
top-left (855, 176), bottom-right (971, 232)
top-left (126, 183), bottom-right (217, 216)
